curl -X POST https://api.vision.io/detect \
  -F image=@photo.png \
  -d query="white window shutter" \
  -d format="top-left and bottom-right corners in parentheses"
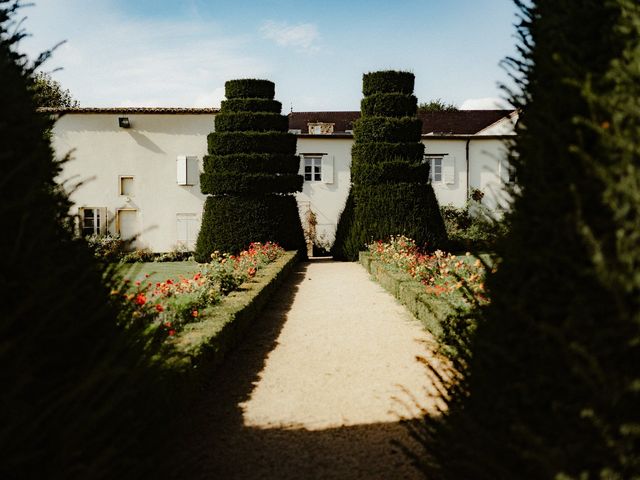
top-left (443, 155), bottom-right (455, 184)
top-left (100, 208), bottom-right (108, 234)
top-left (186, 156), bottom-right (199, 185)
top-left (298, 155), bottom-right (305, 175)
top-left (322, 155), bottom-right (334, 184)
top-left (177, 155), bottom-right (187, 185)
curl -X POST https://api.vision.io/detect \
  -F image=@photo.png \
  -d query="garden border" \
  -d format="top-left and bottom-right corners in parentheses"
top-left (359, 251), bottom-right (449, 340)
top-left (163, 250), bottom-right (300, 383)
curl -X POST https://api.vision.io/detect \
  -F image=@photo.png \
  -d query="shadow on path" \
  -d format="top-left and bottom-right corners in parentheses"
top-left (171, 261), bottom-right (422, 480)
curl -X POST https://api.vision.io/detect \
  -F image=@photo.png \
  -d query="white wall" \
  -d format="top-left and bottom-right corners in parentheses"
top-left (53, 113), bottom-right (214, 252)
top-left (295, 138), bottom-right (352, 246)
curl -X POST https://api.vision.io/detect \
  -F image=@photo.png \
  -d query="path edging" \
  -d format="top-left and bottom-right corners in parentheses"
top-left (359, 251), bottom-right (447, 339)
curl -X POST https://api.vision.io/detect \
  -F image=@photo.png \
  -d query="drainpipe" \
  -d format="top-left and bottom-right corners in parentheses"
top-left (465, 138), bottom-right (471, 203)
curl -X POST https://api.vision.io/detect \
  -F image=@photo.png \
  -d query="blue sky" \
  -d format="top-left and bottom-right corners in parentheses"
top-left (17, 0), bottom-right (519, 111)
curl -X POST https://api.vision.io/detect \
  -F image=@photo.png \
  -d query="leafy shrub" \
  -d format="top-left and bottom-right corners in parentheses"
top-left (86, 233), bottom-right (127, 262)
top-left (362, 70), bottom-right (415, 96)
top-left (220, 98), bottom-right (282, 113)
top-left (203, 153), bottom-right (300, 174)
top-left (332, 70), bottom-right (446, 260)
top-left (200, 172), bottom-right (303, 195)
top-left (121, 248), bottom-right (155, 263)
top-left (360, 92), bottom-right (418, 117)
top-left (440, 201), bottom-right (506, 252)
top-left (224, 79), bottom-right (275, 99)
top-left (214, 111), bottom-right (289, 132)
top-left (196, 78), bottom-right (304, 259)
top-left (207, 131), bottom-right (297, 155)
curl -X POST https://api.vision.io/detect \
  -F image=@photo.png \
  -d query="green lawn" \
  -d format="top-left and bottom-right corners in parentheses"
top-left (119, 261), bottom-right (201, 285)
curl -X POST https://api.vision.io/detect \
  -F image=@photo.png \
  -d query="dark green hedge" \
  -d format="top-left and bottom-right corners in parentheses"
top-left (361, 93), bottom-right (417, 117)
top-left (225, 79), bottom-right (275, 99)
top-left (351, 141), bottom-right (425, 164)
top-left (207, 131), bottom-right (296, 155)
top-left (200, 172), bottom-right (303, 195)
top-left (220, 98), bottom-right (282, 113)
top-left (353, 116), bottom-right (422, 143)
top-left (350, 159), bottom-right (429, 185)
top-left (362, 70), bottom-right (415, 96)
top-left (195, 195), bottom-right (305, 259)
top-left (203, 153), bottom-right (300, 175)
top-left (214, 112), bottom-right (288, 133)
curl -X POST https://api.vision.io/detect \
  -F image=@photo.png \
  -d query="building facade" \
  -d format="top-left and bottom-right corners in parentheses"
top-left (48, 107), bottom-right (516, 252)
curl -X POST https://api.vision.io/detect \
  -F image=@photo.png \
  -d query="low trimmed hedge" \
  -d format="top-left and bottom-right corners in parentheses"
top-left (361, 93), bottom-right (417, 117)
top-left (351, 141), bottom-right (425, 164)
top-left (350, 159), bottom-right (429, 185)
top-left (203, 153), bottom-right (300, 174)
top-left (163, 250), bottom-right (300, 382)
top-left (220, 98), bottom-right (282, 113)
top-left (353, 116), bottom-right (422, 143)
top-left (214, 112), bottom-right (288, 133)
top-left (207, 131), bottom-right (297, 155)
top-left (200, 172), bottom-right (303, 195)
top-left (225, 79), bottom-right (275, 100)
top-left (359, 252), bottom-right (448, 340)
top-left (362, 70), bottom-right (415, 96)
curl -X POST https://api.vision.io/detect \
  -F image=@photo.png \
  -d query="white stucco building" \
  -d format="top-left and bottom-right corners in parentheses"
top-left (47, 107), bottom-right (516, 252)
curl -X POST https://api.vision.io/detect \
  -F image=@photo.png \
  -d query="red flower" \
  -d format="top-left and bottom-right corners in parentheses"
top-left (164, 321), bottom-right (172, 328)
top-left (191, 310), bottom-right (199, 318)
top-left (135, 293), bottom-right (147, 305)
top-left (247, 267), bottom-right (257, 277)
top-left (155, 304), bottom-right (164, 312)
top-left (168, 330), bottom-right (176, 336)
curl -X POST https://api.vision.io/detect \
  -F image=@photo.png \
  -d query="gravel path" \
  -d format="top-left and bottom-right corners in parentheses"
top-left (180, 260), bottom-right (445, 479)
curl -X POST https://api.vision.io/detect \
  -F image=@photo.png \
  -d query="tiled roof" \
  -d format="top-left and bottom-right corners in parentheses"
top-left (38, 107), bottom-right (219, 115)
top-left (288, 110), bottom-right (515, 135)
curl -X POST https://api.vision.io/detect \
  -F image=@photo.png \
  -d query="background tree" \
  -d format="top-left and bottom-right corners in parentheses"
top-left (332, 70), bottom-right (447, 260)
top-left (417, 98), bottom-right (458, 112)
top-left (414, 1), bottom-right (640, 478)
top-left (195, 79), bottom-right (305, 260)
top-left (31, 71), bottom-right (79, 108)
top-left (0, 2), bottom-right (167, 478)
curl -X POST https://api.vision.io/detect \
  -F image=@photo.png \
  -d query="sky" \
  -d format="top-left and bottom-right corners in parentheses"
top-left (15, 0), bottom-right (521, 111)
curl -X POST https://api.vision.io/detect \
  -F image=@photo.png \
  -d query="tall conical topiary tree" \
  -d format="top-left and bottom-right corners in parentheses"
top-left (332, 71), bottom-right (446, 260)
top-left (414, 1), bottom-right (640, 479)
top-left (0, 2), bottom-right (166, 478)
top-left (195, 79), bottom-right (305, 261)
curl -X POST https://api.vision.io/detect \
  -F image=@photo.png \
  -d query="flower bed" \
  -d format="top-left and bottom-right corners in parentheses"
top-left (361, 236), bottom-right (487, 356)
top-left (120, 242), bottom-right (286, 338)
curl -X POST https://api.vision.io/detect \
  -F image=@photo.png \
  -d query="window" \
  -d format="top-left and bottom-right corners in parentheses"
top-left (425, 155), bottom-right (443, 183)
top-left (80, 207), bottom-right (105, 236)
top-left (176, 213), bottom-right (199, 250)
top-left (119, 176), bottom-right (134, 196)
top-left (304, 156), bottom-right (322, 182)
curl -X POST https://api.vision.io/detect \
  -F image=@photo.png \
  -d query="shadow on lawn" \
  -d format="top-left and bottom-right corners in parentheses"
top-left (167, 260), bottom-right (423, 480)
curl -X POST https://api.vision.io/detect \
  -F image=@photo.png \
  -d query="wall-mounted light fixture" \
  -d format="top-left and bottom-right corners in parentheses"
top-left (118, 117), bottom-right (131, 128)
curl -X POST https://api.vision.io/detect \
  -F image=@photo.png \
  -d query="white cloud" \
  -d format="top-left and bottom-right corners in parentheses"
top-left (460, 97), bottom-right (510, 110)
top-left (15, 1), bottom-right (271, 107)
top-left (260, 20), bottom-right (320, 52)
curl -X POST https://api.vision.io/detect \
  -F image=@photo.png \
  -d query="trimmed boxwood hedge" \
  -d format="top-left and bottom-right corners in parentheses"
top-left (361, 93), bottom-right (417, 117)
top-left (196, 78), bottom-right (305, 257)
top-left (207, 131), bottom-right (297, 155)
top-left (220, 98), bottom-right (282, 113)
top-left (225, 79), bottom-right (275, 100)
top-left (195, 195), bottom-right (304, 261)
top-left (332, 70), bottom-right (446, 260)
top-left (200, 172), bottom-right (303, 195)
top-left (362, 70), bottom-right (415, 96)
top-left (353, 116), bottom-right (422, 143)
top-left (351, 142), bottom-right (425, 164)
top-left (214, 112), bottom-right (289, 133)
top-left (350, 159), bottom-right (429, 185)
top-left (203, 153), bottom-right (300, 174)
